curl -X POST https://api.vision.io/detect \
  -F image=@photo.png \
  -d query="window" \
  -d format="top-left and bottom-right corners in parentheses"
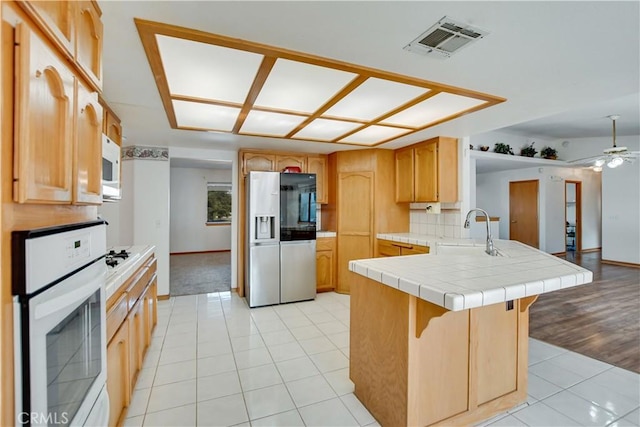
top-left (207, 183), bottom-right (232, 224)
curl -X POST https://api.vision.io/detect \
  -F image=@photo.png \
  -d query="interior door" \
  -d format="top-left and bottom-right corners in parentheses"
top-left (509, 180), bottom-right (539, 248)
top-left (565, 181), bottom-right (582, 252)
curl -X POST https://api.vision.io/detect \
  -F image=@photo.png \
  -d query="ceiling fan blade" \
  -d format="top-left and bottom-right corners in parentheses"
top-left (566, 155), bottom-right (604, 164)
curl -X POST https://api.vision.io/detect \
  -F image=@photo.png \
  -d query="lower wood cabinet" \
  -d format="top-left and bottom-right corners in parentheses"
top-left (316, 237), bottom-right (336, 292)
top-left (377, 238), bottom-right (429, 257)
top-left (106, 253), bottom-right (157, 426)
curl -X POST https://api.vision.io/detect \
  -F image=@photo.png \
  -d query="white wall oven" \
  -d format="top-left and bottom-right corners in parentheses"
top-left (12, 221), bottom-right (109, 426)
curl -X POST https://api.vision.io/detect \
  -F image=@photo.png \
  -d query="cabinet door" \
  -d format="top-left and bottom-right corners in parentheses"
top-left (74, 79), bottom-right (102, 204)
top-left (316, 250), bottom-right (334, 292)
top-left (337, 172), bottom-right (373, 294)
top-left (21, 1), bottom-right (74, 54)
top-left (104, 108), bottom-right (122, 145)
top-left (307, 155), bottom-right (328, 204)
top-left (276, 155), bottom-right (305, 172)
top-left (243, 152), bottom-right (276, 174)
top-left (75, 1), bottom-right (102, 88)
top-left (395, 148), bottom-right (414, 202)
top-left (107, 320), bottom-right (130, 427)
top-left (414, 142), bottom-right (438, 202)
top-left (14, 23), bottom-right (74, 203)
top-left (128, 299), bottom-right (145, 392)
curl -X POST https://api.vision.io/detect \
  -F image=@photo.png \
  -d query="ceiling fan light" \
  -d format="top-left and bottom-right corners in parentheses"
top-left (594, 159), bottom-right (605, 167)
top-left (592, 166), bottom-right (602, 172)
top-left (607, 156), bottom-right (624, 168)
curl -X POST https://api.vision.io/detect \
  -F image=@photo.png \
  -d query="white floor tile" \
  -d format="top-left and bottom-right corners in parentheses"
top-left (142, 350), bottom-right (161, 370)
top-left (261, 330), bottom-right (296, 347)
top-left (323, 368), bottom-right (355, 396)
top-left (528, 339), bottom-right (567, 366)
top-left (234, 347), bottom-right (273, 370)
top-left (142, 404), bottom-right (196, 427)
top-left (340, 393), bottom-right (376, 426)
top-left (326, 331), bottom-right (349, 348)
top-left (289, 325), bottom-right (323, 340)
top-left (197, 338), bottom-right (232, 359)
top-left (154, 359), bottom-right (196, 386)
top-left (299, 336), bottom-right (337, 355)
top-left (511, 402), bottom-right (582, 426)
top-left (168, 312), bottom-right (198, 325)
top-left (231, 334), bottom-right (265, 352)
top-left (267, 341), bottom-right (307, 363)
top-left (197, 393), bottom-right (249, 426)
top-left (316, 320), bottom-right (348, 335)
top-left (285, 374), bottom-right (336, 407)
top-left (589, 368), bottom-right (640, 402)
top-left (298, 397), bottom-right (359, 426)
top-left (306, 311), bottom-right (337, 325)
top-left (276, 357), bottom-right (320, 382)
top-left (255, 318), bottom-right (287, 334)
top-left (546, 351), bottom-right (613, 379)
top-left (273, 304), bottom-right (305, 319)
top-left (197, 353), bottom-right (237, 378)
top-left (528, 360), bottom-right (587, 388)
top-left (197, 371), bottom-right (242, 402)
top-left (146, 379), bottom-right (197, 414)
top-left (527, 373), bottom-right (562, 401)
top-left (250, 409), bottom-right (305, 426)
top-left (623, 408), bottom-right (640, 424)
top-left (310, 350), bottom-right (349, 373)
top-left (567, 377), bottom-right (640, 416)
top-left (135, 367), bottom-right (156, 390)
top-left (123, 415), bottom-right (144, 427)
top-left (243, 384), bottom-right (295, 420)
top-left (158, 345), bottom-right (197, 365)
top-left (127, 387), bottom-right (151, 417)
top-left (238, 363), bottom-right (283, 391)
top-left (486, 414), bottom-right (528, 426)
top-left (163, 332), bottom-right (197, 350)
top-left (543, 390), bottom-right (617, 426)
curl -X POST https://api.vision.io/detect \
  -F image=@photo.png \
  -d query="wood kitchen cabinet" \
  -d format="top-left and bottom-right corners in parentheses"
top-left (316, 237), bottom-right (336, 292)
top-left (395, 136), bottom-right (458, 203)
top-left (377, 238), bottom-right (429, 257)
top-left (307, 155), bottom-right (328, 204)
top-left (242, 152), bottom-right (276, 175)
top-left (13, 19), bottom-right (103, 205)
top-left (276, 154), bottom-right (306, 172)
top-left (100, 95), bottom-right (123, 145)
top-left (106, 316), bottom-right (130, 427)
top-left (75, 0), bottom-right (102, 89)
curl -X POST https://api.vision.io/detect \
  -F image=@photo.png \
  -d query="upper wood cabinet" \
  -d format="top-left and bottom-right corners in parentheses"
top-left (14, 23), bottom-right (75, 204)
top-left (18, 0), bottom-right (103, 90)
top-left (243, 152), bottom-right (276, 175)
top-left (103, 105), bottom-right (122, 145)
top-left (307, 155), bottom-right (328, 204)
top-left (395, 136), bottom-right (458, 203)
top-left (74, 78), bottom-right (102, 204)
top-left (14, 23), bottom-right (102, 205)
top-left (276, 155), bottom-right (305, 172)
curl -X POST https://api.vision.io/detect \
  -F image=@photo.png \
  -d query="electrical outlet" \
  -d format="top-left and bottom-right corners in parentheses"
top-left (425, 203), bottom-right (441, 214)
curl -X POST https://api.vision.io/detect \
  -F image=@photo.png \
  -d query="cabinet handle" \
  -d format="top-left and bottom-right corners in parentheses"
top-left (35, 70), bottom-right (42, 78)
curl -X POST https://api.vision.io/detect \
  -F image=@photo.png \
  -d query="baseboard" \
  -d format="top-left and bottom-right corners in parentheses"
top-left (158, 294), bottom-right (170, 300)
top-left (170, 249), bottom-right (231, 255)
top-left (231, 287), bottom-right (238, 293)
top-left (602, 259), bottom-right (640, 268)
top-left (552, 252), bottom-right (567, 257)
top-left (580, 247), bottom-right (601, 253)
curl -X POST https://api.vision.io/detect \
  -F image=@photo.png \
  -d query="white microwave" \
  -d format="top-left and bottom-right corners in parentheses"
top-left (102, 134), bottom-right (121, 200)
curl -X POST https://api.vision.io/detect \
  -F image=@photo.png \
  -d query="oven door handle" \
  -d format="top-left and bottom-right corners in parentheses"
top-left (34, 263), bottom-right (104, 320)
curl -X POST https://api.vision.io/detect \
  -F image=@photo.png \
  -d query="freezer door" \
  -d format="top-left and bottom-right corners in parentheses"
top-left (247, 243), bottom-right (280, 308)
top-left (280, 240), bottom-right (316, 304)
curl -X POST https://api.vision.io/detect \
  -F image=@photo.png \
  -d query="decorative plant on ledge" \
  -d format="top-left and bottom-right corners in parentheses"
top-left (520, 142), bottom-right (538, 157)
top-left (541, 146), bottom-right (558, 160)
top-left (494, 142), bottom-right (514, 155)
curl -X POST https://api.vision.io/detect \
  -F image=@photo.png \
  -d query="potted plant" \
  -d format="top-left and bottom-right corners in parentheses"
top-left (541, 146), bottom-right (558, 160)
top-left (494, 142), bottom-right (514, 155)
top-left (520, 142), bottom-right (537, 157)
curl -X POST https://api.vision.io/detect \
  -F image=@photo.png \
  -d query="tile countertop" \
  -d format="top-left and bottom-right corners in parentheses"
top-left (105, 245), bottom-right (155, 300)
top-left (317, 231), bottom-right (337, 238)
top-left (349, 239), bottom-right (593, 311)
top-left (377, 232), bottom-right (471, 247)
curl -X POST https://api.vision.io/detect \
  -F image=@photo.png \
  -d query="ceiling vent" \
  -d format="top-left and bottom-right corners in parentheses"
top-left (404, 16), bottom-right (489, 59)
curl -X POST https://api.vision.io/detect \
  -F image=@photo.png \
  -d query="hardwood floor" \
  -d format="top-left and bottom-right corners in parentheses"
top-left (529, 251), bottom-right (640, 373)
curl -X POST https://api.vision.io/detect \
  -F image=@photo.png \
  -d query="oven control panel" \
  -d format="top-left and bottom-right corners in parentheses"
top-left (65, 235), bottom-right (91, 263)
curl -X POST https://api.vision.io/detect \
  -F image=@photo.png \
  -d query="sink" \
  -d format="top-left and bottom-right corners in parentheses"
top-left (435, 245), bottom-right (503, 257)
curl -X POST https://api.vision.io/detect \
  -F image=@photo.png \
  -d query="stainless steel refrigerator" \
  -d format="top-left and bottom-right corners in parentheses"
top-left (245, 171), bottom-right (317, 308)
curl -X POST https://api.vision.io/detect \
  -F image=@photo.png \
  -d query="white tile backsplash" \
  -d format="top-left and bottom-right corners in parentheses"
top-left (410, 208), bottom-right (461, 238)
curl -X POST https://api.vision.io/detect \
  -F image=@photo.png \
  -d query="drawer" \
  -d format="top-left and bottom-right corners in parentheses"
top-left (316, 237), bottom-right (335, 251)
top-left (377, 239), bottom-right (400, 257)
top-left (106, 292), bottom-right (128, 343)
top-left (126, 266), bottom-right (149, 310)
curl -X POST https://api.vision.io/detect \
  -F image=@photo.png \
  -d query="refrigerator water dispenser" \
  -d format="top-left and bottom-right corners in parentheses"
top-left (255, 216), bottom-right (275, 240)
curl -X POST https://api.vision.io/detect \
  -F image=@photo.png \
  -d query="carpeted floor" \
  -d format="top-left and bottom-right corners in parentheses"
top-left (170, 251), bottom-right (231, 296)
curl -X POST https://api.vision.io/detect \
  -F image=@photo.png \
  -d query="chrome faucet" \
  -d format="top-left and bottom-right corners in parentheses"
top-left (464, 208), bottom-right (498, 256)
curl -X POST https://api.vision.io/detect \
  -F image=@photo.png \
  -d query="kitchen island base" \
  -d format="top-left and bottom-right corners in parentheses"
top-left (350, 273), bottom-right (537, 426)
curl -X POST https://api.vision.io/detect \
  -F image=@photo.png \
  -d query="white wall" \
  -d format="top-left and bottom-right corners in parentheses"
top-left (475, 166), bottom-right (601, 253)
top-left (170, 167), bottom-right (231, 253)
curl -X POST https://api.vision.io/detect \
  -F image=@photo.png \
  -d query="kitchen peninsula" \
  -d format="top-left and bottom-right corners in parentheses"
top-left (348, 239), bottom-right (593, 426)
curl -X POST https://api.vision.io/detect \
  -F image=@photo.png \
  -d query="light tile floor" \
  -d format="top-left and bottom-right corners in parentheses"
top-left (125, 292), bottom-right (640, 427)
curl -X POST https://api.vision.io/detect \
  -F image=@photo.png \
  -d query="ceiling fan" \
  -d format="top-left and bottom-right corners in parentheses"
top-left (568, 115), bottom-right (639, 172)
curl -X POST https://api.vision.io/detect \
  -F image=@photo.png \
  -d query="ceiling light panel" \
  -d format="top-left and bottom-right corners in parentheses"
top-left (241, 111), bottom-right (308, 136)
top-left (254, 59), bottom-right (357, 113)
top-left (157, 35), bottom-right (263, 103)
top-left (292, 118), bottom-right (362, 141)
top-left (173, 100), bottom-right (240, 131)
top-left (323, 78), bottom-right (429, 121)
top-left (339, 125), bottom-right (412, 145)
top-left (382, 92), bottom-right (487, 127)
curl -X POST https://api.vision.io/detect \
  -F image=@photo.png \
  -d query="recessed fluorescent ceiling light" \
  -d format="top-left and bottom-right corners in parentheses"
top-left (173, 100), bottom-right (240, 131)
top-left (292, 118), bottom-right (362, 141)
top-left (254, 59), bottom-right (357, 113)
top-left (382, 93), bottom-right (488, 127)
top-left (339, 125), bottom-right (411, 145)
top-left (137, 19), bottom-right (505, 146)
top-left (157, 35), bottom-right (263, 103)
top-left (241, 111), bottom-right (308, 136)
top-left (323, 78), bottom-right (428, 121)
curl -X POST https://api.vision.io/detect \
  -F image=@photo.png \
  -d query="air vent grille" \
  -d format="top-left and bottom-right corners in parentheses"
top-left (405, 16), bottom-right (489, 59)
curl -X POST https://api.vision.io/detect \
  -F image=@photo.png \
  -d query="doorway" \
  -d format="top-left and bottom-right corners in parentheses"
top-left (565, 181), bottom-right (582, 252)
top-left (509, 180), bottom-right (539, 248)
